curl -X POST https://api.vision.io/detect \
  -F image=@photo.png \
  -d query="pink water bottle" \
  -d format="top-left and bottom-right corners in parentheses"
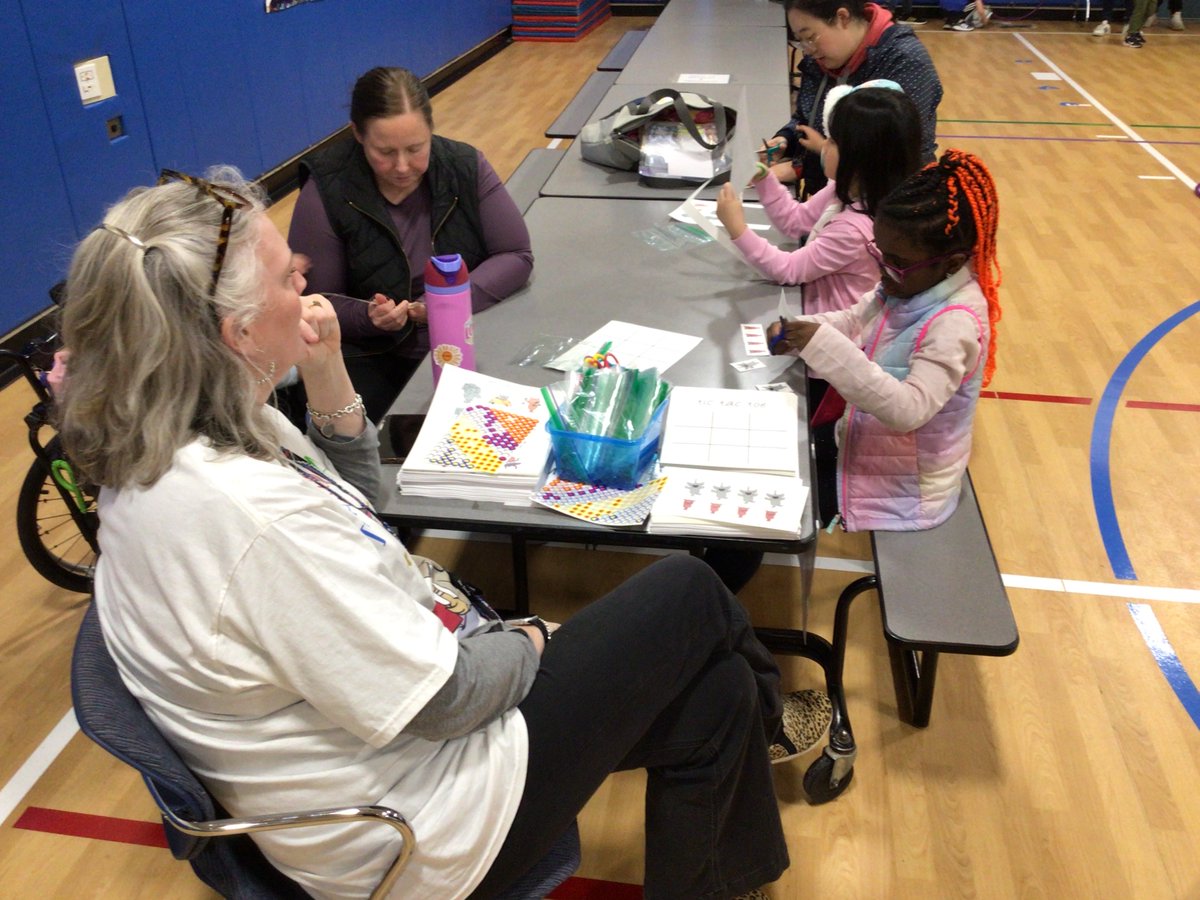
top-left (424, 254), bottom-right (475, 385)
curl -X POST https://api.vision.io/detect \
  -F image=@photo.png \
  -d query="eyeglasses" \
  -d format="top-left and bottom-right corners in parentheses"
top-left (157, 169), bottom-right (250, 295)
top-left (866, 240), bottom-right (960, 284)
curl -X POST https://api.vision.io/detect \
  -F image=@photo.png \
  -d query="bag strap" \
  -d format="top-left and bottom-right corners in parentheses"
top-left (637, 88), bottom-right (730, 151)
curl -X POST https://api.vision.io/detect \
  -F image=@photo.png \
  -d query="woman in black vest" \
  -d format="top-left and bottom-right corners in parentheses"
top-left (289, 67), bottom-right (534, 422)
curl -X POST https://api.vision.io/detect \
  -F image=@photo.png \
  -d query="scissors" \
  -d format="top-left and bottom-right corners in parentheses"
top-left (50, 459), bottom-right (90, 514)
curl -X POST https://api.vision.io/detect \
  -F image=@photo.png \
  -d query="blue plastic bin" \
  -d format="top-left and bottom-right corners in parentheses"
top-left (547, 398), bottom-right (668, 489)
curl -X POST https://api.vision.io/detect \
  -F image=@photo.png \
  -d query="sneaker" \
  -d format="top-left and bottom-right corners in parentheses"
top-left (942, 17), bottom-right (958, 28)
top-left (952, 19), bottom-right (976, 30)
top-left (898, 14), bottom-right (928, 23)
top-left (734, 891), bottom-right (770, 900)
top-left (1170, 11), bottom-right (1184, 28)
top-left (769, 689), bottom-right (832, 764)
top-left (1123, 30), bottom-right (1145, 45)
top-left (1092, 19), bottom-right (1110, 34)
top-left (976, 5), bottom-right (994, 26)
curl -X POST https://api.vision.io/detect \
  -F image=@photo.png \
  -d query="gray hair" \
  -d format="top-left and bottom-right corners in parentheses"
top-left (59, 166), bottom-right (283, 489)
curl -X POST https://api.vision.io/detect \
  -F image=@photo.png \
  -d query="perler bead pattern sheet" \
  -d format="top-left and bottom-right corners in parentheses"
top-left (428, 405), bottom-right (540, 474)
top-left (533, 470), bottom-right (668, 527)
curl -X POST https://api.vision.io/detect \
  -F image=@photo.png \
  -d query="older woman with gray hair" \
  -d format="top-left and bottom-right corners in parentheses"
top-left (59, 168), bottom-right (791, 900)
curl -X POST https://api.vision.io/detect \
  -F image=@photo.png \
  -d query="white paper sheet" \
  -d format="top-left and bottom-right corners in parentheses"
top-left (544, 320), bottom-right (703, 373)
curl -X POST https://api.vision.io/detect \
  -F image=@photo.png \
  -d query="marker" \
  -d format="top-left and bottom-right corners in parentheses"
top-left (767, 316), bottom-right (788, 354)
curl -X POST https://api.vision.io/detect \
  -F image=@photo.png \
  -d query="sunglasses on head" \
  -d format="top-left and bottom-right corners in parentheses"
top-left (157, 169), bottom-right (250, 295)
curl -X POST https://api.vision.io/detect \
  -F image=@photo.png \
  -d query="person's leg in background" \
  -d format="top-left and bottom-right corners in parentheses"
top-left (1125, 0), bottom-right (1155, 44)
top-left (468, 555), bottom-right (788, 900)
top-left (342, 348), bottom-right (421, 423)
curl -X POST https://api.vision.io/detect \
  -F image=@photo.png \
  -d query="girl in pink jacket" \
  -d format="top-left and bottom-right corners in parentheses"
top-left (769, 150), bottom-right (1002, 531)
top-left (715, 81), bottom-right (922, 314)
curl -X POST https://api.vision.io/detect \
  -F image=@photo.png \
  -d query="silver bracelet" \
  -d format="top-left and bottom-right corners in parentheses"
top-left (306, 393), bottom-right (365, 437)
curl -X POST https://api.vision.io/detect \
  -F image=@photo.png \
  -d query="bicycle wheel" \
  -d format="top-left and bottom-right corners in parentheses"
top-left (16, 455), bottom-right (98, 594)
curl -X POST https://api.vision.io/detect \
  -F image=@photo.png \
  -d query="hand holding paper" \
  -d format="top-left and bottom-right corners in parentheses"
top-left (715, 183), bottom-right (747, 239)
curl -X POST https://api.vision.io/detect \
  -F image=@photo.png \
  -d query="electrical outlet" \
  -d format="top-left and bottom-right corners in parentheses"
top-left (73, 56), bottom-right (116, 105)
top-left (75, 61), bottom-right (102, 103)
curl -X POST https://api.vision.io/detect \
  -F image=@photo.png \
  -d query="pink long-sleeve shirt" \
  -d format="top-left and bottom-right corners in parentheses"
top-left (731, 176), bottom-right (878, 315)
top-left (797, 267), bottom-right (985, 433)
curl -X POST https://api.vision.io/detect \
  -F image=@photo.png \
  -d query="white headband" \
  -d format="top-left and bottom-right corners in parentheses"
top-left (822, 79), bottom-right (905, 136)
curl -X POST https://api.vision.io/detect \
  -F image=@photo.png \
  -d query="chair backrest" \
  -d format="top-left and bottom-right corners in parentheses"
top-left (71, 604), bottom-right (307, 898)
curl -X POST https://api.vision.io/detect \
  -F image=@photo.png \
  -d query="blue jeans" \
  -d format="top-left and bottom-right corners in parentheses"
top-left (469, 555), bottom-right (789, 899)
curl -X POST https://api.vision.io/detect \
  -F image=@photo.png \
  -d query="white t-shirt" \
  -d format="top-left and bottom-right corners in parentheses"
top-left (93, 408), bottom-right (528, 898)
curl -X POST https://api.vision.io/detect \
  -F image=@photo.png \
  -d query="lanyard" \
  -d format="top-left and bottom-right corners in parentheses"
top-left (280, 446), bottom-right (388, 530)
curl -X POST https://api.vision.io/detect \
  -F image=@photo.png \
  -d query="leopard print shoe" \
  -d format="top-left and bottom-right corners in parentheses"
top-left (769, 689), bottom-right (832, 764)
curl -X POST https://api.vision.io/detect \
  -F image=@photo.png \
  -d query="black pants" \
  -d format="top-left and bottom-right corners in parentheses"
top-left (468, 555), bottom-right (789, 900)
top-left (808, 378), bottom-right (840, 526)
top-left (344, 346), bottom-right (423, 424)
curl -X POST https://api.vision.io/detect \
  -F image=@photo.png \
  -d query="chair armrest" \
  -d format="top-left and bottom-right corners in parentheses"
top-left (148, 783), bottom-right (415, 900)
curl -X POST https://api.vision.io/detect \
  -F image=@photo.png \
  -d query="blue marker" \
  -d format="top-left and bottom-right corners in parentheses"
top-left (767, 316), bottom-right (789, 354)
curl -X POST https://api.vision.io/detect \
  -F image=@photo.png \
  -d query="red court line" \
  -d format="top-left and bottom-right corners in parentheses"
top-left (14, 806), bottom-right (644, 897)
top-left (1125, 400), bottom-right (1200, 412)
top-left (980, 390), bottom-right (1092, 405)
top-left (13, 806), bottom-right (168, 848)
top-left (551, 876), bottom-right (643, 898)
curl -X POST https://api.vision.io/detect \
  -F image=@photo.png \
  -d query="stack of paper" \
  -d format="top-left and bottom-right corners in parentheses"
top-left (649, 466), bottom-right (807, 538)
top-left (649, 386), bottom-right (806, 537)
top-left (397, 365), bottom-right (552, 504)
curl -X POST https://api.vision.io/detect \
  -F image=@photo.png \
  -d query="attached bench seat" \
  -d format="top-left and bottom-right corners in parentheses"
top-left (597, 29), bottom-right (649, 71)
top-left (544, 70), bottom-right (618, 139)
top-left (505, 148), bottom-right (565, 215)
top-left (873, 469), bottom-right (1018, 727)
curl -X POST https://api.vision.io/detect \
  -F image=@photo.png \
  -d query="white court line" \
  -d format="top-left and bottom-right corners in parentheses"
top-left (0, 709), bottom-right (78, 826)
top-left (416, 529), bottom-right (1196, 601)
top-left (1014, 33), bottom-right (1197, 189)
top-left (2, 540), bottom-right (1193, 824)
top-left (1139, 175), bottom-right (1176, 180)
top-left (547, 138), bottom-right (562, 149)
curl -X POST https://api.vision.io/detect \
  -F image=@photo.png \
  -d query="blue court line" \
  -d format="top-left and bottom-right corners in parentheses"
top-left (1090, 300), bottom-right (1200, 581)
top-left (1128, 604), bottom-right (1200, 730)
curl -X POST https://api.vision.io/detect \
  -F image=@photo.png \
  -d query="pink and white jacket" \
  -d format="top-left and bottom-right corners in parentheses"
top-left (797, 267), bottom-right (988, 531)
top-left (730, 175), bottom-right (878, 314)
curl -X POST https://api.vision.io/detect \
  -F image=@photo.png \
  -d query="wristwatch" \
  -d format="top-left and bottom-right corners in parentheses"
top-left (509, 615), bottom-right (551, 644)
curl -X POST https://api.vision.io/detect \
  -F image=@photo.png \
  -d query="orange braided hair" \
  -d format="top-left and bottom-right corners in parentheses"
top-left (876, 149), bottom-right (1003, 386)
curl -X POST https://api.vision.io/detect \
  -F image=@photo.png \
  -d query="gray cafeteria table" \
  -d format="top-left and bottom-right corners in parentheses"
top-left (654, 0), bottom-right (786, 29)
top-left (378, 196), bottom-right (815, 610)
top-left (540, 81), bottom-right (790, 201)
top-left (616, 24), bottom-right (788, 86)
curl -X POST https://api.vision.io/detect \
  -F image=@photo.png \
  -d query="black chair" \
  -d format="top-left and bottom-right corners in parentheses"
top-left (71, 604), bottom-right (581, 899)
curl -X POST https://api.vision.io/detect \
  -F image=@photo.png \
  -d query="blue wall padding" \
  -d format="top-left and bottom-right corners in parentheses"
top-left (3, 0), bottom-right (510, 336)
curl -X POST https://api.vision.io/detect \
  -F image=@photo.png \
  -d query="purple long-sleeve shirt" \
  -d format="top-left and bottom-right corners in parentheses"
top-left (288, 150), bottom-right (533, 348)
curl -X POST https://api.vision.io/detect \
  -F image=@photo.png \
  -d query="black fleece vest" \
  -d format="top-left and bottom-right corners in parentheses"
top-left (299, 133), bottom-right (487, 350)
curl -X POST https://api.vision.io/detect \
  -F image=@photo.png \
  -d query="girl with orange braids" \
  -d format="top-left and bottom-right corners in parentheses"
top-left (768, 149), bottom-right (1001, 531)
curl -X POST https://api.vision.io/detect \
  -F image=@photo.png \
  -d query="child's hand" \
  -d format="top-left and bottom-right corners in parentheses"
top-left (767, 318), bottom-right (820, 355)
top-left (795, 125), bottom-right (827, 154)
top-left (715, 183), bottom-right (748, 239)
top-left (758, 136), bottom-right (787, 164)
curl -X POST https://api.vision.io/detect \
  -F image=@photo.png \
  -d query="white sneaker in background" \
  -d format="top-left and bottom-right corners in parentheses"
top-left (1170, 10), bottom-right (1184, 28)
top-left (1092, 19), bottom-right (1111, 34)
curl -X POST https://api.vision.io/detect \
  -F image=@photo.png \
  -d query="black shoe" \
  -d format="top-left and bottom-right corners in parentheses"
top-left (1123, 30), bottom-right (1145, 46)
top-left (898, 14), bottom-right (928, 23)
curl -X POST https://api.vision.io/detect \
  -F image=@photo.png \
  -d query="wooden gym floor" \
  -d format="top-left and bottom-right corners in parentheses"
top-left (2, 12), bottom-right (1199, 898)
